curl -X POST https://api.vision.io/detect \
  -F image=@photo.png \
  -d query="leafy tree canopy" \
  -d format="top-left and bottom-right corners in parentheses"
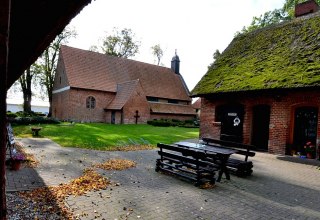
top-left (100, 28), bottom-right (140, 58)
top-left (208, 49), bottom-right (221, 70)
top-left (236, 0), bottom-right (320, 35)
top-left (37, 27), bottom-right (77, 116)
top-left (151, 44), bottom-right (164, 65)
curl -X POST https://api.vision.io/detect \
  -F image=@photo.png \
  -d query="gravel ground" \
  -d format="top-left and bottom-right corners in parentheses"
top-left (7, 192), bottom-right (64, 220)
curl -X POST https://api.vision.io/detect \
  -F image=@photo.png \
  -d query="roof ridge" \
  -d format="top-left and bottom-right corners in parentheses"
top-left (107, 79), bottom-right (142, 110)
top-left (59, 45), bottom-right (192, 101)
top-left (236, 10), bottom-right (320, 40)
top-left (191, 10), bottom-right (320, 96)
top-left (62, 44), bottom-right (174, 72)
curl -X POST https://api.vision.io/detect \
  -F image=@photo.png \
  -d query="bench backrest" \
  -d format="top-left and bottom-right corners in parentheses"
top-left (202, 138), bottom-right (255, 161)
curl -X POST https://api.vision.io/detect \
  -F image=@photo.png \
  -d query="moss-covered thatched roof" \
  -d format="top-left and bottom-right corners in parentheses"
top-left (192, 12), bottom-right (320, 97)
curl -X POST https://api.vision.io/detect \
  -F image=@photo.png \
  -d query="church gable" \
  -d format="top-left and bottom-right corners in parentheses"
top-left (53, 55), bottom-right (70, 93)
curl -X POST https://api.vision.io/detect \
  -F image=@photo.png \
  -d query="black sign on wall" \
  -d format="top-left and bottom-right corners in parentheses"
top-left (216, 104), bottom-right (244, 143)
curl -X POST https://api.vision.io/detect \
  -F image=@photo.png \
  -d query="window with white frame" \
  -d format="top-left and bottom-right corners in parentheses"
top-left (86, 96), bottom-right (96, 109)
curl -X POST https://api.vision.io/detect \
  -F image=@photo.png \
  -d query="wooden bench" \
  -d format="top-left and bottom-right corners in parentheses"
top-left (155, 143), bottom-right (220, 186)
top-left (202, 137), bottom-right (256, 177)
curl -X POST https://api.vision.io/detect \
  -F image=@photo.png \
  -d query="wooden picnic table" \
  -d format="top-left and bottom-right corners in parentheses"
top-left (175, 141), bottom-right (237, 182)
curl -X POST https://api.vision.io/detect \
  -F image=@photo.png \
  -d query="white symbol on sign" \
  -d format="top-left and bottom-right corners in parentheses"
top-left (233, 117), bottom-right (241, 126)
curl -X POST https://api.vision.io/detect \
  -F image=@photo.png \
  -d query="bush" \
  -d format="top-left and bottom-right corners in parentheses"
top-left (147, 119), bottom-right (171, 127)
top-left (184, 119), bottom-right (194, 124)
top-left (6, 111), bottom-right (18, 118)
top-left (15, 111), bottom-right (36, 117)
top-left (147, 118), bottom-right (198, 128)
top-left (10, 116), bottom-right (60, 125)
top-left (34, 112), bottom-right (47, 117)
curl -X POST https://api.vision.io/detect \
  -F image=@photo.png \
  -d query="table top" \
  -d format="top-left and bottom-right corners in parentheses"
top-left (175, 141), bottom-right (236, 155)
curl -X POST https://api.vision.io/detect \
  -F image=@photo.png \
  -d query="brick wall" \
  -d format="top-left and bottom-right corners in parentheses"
top-left (200, 90), bottom-right (320, 155)
top-left (199, 98), bottom-right (220, 139)
top-left (52, 90), bottom-right (70, 119)
top-left (295, 0), bottom-right (319, 17)
top-left (53, 88), bottom-right (115, 122)
top-left (53, 87), bottom-right (196, 124)
top-left (122, 85), bottom-right (150, 124)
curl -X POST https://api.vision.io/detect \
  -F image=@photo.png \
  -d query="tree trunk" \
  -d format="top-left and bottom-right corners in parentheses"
top-left (23, 93), bottom-right (32, 113)
top-left (25, 68), bottom-right (32, 113)
top-left (0, 1), bottom-right (10, 218)
top-left (47, 90), bottom-right (52, 117)
top-left (21, 67), bottom-right (32, 113)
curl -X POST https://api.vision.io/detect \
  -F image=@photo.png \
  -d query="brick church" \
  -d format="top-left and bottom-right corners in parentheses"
top-left (52, 45), bottom-right (195, 124)
top-left (192, 0), bottom-right (320, 158)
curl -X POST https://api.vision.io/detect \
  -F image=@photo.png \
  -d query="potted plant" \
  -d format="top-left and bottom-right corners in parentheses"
top-left (304, 141), bottom-right (315, 159)
top-left (10, 152), bottom-right (25, 170)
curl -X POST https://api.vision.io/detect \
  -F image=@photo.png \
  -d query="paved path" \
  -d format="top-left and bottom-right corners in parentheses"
top-left (6, 138), bottom-right (320, 219)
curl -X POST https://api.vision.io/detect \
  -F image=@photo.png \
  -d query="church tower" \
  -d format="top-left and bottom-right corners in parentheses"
top-left (171, 50), bottom-right (180, 74)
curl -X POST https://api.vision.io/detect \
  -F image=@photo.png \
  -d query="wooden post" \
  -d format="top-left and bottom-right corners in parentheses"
top-left (0, 0), bottom-right (10, 219)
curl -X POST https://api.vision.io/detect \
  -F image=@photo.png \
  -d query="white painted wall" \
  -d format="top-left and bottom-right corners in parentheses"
top-left (6, 99), bottom-right (49, 115)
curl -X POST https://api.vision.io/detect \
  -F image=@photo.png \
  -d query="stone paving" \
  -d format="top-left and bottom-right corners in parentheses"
top-left (6, 138), bottom-right (320, 220)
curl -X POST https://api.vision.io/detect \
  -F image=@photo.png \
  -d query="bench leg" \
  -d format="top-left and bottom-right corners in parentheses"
top-left (217, 170), bottom-right (222, 182)
top-left (155, 159), bottom-right (161, 172)
top-left (217, 155), bottom-right (231, 182)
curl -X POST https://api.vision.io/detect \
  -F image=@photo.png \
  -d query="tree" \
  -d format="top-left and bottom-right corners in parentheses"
top-left (9, 64), bottom-right (43, 114)
top-left (16, 64), bottom-right (41, 113)
top-left (100, 28), bottom-right (140, 58)
top-left (208, 49), bottom-right (221, 70)
top-left (37, 27), bottom-right (77, 116)
top-left (18, 67), bottom-right (33, 113)
top-left (236, 9), bottom-right (288, 35)
top-left (213, 49), bottom-right (221, 60)
top-left (89, 45), bottom-right (99, 52)
top-left (151, 44), bottom-right (163, 65)
top-left (236, 0), bottom-right (320, 35)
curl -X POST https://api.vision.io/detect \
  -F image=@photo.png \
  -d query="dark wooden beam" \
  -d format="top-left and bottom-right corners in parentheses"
top-left (0, 1), bottom-right (91, 218)
top-left (0, 0), bottom-right (10, 218)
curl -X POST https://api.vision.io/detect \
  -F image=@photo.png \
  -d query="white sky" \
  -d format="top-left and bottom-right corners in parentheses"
top-left (66, 0), bottom-right (285, 92)
top-left (8, 0), bottom-right (285, 101)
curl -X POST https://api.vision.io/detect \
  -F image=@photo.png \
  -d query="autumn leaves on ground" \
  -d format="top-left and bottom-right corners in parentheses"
top-left (17, 143), bottom-right (137, 219)
top-left (10, 124), bottom-right (199, 219)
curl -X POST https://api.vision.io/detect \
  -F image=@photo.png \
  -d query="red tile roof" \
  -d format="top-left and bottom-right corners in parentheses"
top-left (192, 98), bottom-right (201, 109)
top-left (150, 103), bottom-right (196, 115)
top-left (60, 45), bottom-right (191, 101)
top-left (107, 80), bottom-right (140, 110)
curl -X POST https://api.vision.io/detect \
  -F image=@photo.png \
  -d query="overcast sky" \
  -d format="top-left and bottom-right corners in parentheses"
top-left (8, 0), bottom-right (285, 101)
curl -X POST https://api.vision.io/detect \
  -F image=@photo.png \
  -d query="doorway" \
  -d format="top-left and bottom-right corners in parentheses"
top-left (293, 107), bottom-right (318, 154)
top-left (111, 111), bottom-right (116, 124)
top-left (216, 104), bottom-right (244, 142)
top-left (251, 105), bottom-right (270, 151)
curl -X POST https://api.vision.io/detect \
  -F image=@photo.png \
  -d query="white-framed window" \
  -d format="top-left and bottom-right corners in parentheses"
top-left (86, 96), bottom-right (96, 109)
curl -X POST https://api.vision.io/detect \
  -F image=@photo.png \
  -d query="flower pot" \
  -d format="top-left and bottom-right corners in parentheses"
top-left (10, 160), bottom-right (22, 171)
top-left (306, 152), bottom-right (314, 159)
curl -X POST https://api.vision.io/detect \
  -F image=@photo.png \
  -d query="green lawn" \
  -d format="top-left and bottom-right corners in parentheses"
top-left (13, 123), bottom-right (199, 150)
